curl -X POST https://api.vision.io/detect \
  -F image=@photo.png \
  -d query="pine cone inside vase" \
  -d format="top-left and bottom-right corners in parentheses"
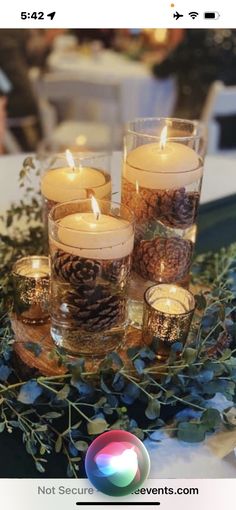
top-left (122, 179), bottom-right (199, 229)
top-left (53, 250), bottom-right (101, 286)
top-left (102, 255), bottom-right (132, 286)
top-left (162, 189), bottom-right (199, 229)
top-left (142, 188), bottom-right (200, 229)
top-left (133, 236), bottom-right (193, 282)
top-left (67, 284), bottom-right (125, 331)
top-left (122, 179), bottom-right (156, 222)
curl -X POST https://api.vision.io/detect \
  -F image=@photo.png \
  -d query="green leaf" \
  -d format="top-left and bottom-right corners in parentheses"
top-left (201, 408), bottom-right (221, 430)
top-left (55, 435), bottom-right (63, 453)
top-left (195, 294), bottom-right (207, 310)
top-left (74, 440), bottom-right (88, 452)
top-left (35, 462), bottom-right (46, 474)
top-left (87, 418), bottom-right (108, 435)
top-left (56, 384), bottom-right (70, 400)
top-left (17, 381), bottom-right (42, 404)
top-left (145, 399), bottom-right (161, 420)
top-left (107, 352), bottom-right (123, 368)
top-left (43, 412), bottom-right (62, 419)
top-left (0, 422), bottom-right (5, 433)
top-left (219, 349), bottom-right (232, 361)
top-left (26, 440), bottom-right (36, 455)
top-left (35, 425), bottom-right (48, 432)
top-left (223, 407), bottom-right (236, 427)
top-left (70, 456), bottom-right (81, 463)
top-left (183, 348), bottom-right (197, 364)
top-left (24, 342), bottom-right (42, 357)
top-left (177, 422), bottom-right (206, 443)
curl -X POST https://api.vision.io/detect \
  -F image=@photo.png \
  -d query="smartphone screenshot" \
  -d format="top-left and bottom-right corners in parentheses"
top-left (0, 1), bottom-right (235, 508)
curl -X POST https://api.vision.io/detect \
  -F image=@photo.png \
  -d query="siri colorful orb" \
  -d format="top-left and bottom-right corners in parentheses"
top-left (85, 430), bottom-right (150, 496)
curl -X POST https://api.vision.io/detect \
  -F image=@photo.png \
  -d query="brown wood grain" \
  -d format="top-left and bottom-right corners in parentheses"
top-left (11, 317), bottom-right (143, 377)
top-left (12, 318), bottom-right (66, 376)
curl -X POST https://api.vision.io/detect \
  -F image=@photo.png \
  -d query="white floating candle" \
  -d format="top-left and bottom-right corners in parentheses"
top-left (124, 127), bottom-right (202, 189)
top-left (41, 150), bottom-right (110, 202)
top-left (53, 198), bottom-right (134, 260)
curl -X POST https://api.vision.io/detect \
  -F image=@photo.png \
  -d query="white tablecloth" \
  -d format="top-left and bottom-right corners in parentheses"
top-left (147, 394), bottom-right (236, 479)
top-left (47, 50), bottom-right (177, 123)
top-left (1, 152), bottom-right (236, 478)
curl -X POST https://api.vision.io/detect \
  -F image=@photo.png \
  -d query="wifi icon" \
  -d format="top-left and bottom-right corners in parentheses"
top-left (189, 11), bottom-right (199, 19)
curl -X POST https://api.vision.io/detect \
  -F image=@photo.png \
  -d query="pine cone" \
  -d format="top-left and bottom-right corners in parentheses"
top-left (122, 180), bottom-right (156, 222)
top-left (102, 255), bottom-right (132, 285)
top-left (133, 237), bottom-right (193, 282)
top-left (53, 250), bottom-right (101, 286)
top-left (142, 188), bottom-right (199, 229)
top-left (67, 284), bottom-right (125, 331)
top-left (122, 179), bottom-right (199, 229)
top-left (162, 189), bottom-right (199, 229)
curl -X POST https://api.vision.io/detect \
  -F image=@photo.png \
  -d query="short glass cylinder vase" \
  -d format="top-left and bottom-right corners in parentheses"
top-left (40, 151), bottom-right (112, 228)
top-left (122, 118), bottom-right (205, 297)
top-left (49, 199), bottom-right (135, 358)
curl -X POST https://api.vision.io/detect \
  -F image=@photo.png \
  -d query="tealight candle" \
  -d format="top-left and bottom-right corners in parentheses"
top-left (142, 284), bottom-right (195, 360)
top-left (12, 256), bottom-right (50, 325)
top-left (152, 297), bottom-right (187, 314)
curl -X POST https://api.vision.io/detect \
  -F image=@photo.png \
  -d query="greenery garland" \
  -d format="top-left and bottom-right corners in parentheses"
top-left (0, 158), bottom-right (236, 477)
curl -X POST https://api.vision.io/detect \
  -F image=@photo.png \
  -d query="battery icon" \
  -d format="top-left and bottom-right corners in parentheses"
top-left (204, 11), bottom-right (220, 19)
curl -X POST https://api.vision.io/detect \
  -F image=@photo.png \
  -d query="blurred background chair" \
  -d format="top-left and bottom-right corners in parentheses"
top-left (201, 81), bottom-right (236, 154)
top-left (31, 72), bottom-right (122, 150)
top-left (1, 29), bottom-right (236, 154)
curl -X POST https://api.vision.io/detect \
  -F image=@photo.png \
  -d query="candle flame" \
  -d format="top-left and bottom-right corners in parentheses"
top-left (135, 180), bottom-right (139, 194)
top-left (65, 149), bottom-right (76, 171)
top-left (91, 195), bottom-right (101, 220)
top-left (160, 126), bottom-right (168, 150)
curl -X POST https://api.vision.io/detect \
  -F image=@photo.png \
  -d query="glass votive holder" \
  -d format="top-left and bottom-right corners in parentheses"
top-left (49, 198), bottom-right (135, 358)
top-left (40, 150), bottom-right (112, 227)
top-left (12, 256), bottom-right (50, 325)
top-left (142, 284), bottom-right (195, 361)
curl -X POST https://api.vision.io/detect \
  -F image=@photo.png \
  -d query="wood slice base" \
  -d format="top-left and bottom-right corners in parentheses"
top-left (12, 318), bottom-right (67, 377)
top-left (12, 317), bottom-right (143, 377)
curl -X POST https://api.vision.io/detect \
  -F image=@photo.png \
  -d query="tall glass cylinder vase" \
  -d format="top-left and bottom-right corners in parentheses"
top-left (49, 199), bottom-right (134, 358)
top-left (122, 118), bottom-right (205, 321)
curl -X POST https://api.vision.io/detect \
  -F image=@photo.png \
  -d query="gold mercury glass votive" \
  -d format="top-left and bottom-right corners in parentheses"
top-left (142, 284), bottom-right (195, 361)
top-left (12, 256), bottom-right (50, 325)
